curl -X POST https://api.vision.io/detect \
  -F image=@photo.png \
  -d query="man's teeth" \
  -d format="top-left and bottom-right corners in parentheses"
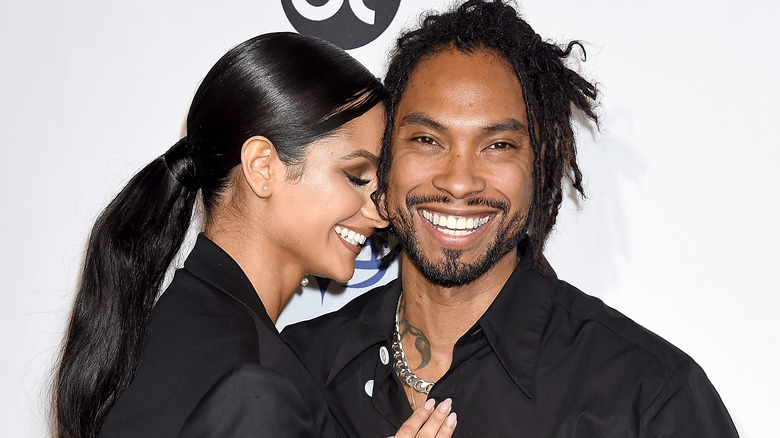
top-left (334, 225), bottom-right (367, 246)
top-left (421, 210), bottom-right (490, 236)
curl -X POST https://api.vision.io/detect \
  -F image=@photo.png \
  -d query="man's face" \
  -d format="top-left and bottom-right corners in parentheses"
top-left (385, 48), bottom-right (534, 287)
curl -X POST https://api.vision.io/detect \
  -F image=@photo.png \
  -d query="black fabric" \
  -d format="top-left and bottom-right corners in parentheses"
top-left (99, 234), bottom-right (338, 437)
top-left (282, 255), bottom-right (739, 437)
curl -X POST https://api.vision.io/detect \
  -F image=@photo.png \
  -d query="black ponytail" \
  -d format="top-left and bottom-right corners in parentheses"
top-left (54, 143), bottom-right (198, 438)
top-left (53, 32), bottom-right (386, 438)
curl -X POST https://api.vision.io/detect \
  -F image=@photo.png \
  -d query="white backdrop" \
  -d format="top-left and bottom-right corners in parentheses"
top-left (2, 1), bottom-right (778, 436)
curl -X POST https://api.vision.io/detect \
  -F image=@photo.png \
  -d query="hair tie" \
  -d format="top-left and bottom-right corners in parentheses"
top-left (162, 137), bottom-right (200, 190)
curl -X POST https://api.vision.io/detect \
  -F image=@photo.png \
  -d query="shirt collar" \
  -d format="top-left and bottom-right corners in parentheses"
top-left (182, 233), bottom-right (277, 335)
top-left (476, 254), bottom-right (558, 399)
top-left (325, 281), bottom-right (401, 387)
top-left (323, 251), bottom-right (559, 399)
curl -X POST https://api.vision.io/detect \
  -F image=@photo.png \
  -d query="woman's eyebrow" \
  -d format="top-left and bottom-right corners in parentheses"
top-left (339, 149), bottom-right (379, 166)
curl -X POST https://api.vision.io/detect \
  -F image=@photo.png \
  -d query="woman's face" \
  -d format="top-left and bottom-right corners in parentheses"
top-left (270, 104), bottom-right (387, 282)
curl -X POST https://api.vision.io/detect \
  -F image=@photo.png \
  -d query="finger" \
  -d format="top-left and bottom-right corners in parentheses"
top-left (416, 398), bottom-right (455, 437)
top-left (435, 412), bottom-right (457, 438)
top-left (393, 398), bottom-right (437, 438)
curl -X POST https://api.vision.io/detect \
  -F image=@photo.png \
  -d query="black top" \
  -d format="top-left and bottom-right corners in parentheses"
top-left (99, 234), bottom-right (338, 437)
top-left (282, 256), bottom-right (739, 438)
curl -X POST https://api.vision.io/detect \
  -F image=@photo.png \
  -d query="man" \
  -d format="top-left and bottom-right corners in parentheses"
top-left (283, 1), bottom-right (739, 436)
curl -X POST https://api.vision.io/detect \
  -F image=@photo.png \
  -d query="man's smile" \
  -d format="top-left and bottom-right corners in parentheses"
top-left (419, 209), bottom-right (492, 236)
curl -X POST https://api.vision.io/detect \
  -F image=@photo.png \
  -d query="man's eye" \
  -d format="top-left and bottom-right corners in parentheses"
top-left (412, 136), bottom-right (438, 145)
top-left (344, 172), bottom-right (371, 187)
top-left (487, 142), bottom-right (516, 150)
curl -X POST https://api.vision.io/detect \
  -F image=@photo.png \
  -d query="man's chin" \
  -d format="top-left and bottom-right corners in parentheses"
top-left (393, 207), bottom-right (526, 286)
top-left (404, 247), bottom-right (502, 288)
top-left (419, 265), bottom-right (490, 288)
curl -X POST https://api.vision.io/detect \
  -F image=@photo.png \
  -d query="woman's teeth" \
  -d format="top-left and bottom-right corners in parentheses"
top-left (334, 225), bottom-right (367, 246)
top-left (421, 210), bottom-right (490, 236)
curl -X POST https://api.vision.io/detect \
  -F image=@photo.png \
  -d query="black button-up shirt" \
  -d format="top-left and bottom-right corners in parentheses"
top-left (283, 256), bottom-right (738, 437)
top-left (101, 235), bottom-right (338, 437)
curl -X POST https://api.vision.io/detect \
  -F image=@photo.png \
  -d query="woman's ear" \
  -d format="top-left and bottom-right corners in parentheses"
top-left (240, 136), bottom-right (277, 198)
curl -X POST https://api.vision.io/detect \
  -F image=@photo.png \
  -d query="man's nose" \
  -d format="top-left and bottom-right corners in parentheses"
top-left (431, 152), bottom-right (486, 199)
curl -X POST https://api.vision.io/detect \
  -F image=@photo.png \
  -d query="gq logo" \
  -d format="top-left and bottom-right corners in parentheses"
top-left (282, 0), bottom-right (401, 50)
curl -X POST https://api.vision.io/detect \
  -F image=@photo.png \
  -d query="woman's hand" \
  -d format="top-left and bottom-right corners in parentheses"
top-left (389, 398), bottom-right (457, 438)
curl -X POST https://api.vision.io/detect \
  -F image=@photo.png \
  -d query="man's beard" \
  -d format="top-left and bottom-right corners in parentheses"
top-left (390, 195), bottom-right (527, 287)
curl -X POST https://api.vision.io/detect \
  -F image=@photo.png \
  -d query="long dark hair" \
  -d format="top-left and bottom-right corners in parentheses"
top-left (376, 0), bottom-right (598, 272)
top-left (52, 32), bottom-right (385, 438)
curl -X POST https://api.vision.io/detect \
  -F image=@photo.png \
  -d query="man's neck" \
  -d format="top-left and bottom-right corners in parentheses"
top-left (400, 251), bottom-right (518, 338)
top-left (396, 251), bottom-right (519, 377)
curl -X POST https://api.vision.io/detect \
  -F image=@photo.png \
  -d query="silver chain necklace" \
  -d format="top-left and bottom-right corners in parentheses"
top-left (392, 293), bottom-right (435, 395)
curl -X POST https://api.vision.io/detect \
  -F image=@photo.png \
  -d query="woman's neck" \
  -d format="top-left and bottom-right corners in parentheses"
top-left (204, 219), bottom-right (304, 323)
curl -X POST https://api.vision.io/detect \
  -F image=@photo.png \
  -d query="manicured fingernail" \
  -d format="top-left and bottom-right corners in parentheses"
top-left (424, 398), bottom-right (436, 410)
top-left (446, 412), bottom-right (457, 427)
top-left (438, 398), bottom-right (452, 412)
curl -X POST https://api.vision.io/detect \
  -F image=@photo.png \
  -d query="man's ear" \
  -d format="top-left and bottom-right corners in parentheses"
top-left (240, 136), bottom-right (277, 198)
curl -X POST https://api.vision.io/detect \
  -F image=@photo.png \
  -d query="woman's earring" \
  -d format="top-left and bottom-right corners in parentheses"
top-left (263, 185), bottom-right (268, 191)
top-left (300, 275), bottom-right (309, 287)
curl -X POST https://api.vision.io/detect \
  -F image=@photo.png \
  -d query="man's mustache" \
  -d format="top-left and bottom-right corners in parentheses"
top-left (405, 194), bottom-right (510, 215)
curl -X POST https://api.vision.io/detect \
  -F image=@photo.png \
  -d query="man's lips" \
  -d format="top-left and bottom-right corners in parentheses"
top-left (418, 208), bottom-right (493, 237)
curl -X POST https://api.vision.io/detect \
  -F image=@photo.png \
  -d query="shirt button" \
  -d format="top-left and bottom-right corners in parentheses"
top-left (379, 346), bottom-right (389, 365)
top-left (364, 379), bottom-right (374, 397)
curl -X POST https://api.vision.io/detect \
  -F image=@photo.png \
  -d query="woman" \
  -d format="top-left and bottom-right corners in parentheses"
top-left (52, 33), bottom-right (456, 438)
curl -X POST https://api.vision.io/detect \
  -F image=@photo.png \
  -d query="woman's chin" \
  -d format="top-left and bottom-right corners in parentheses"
top-left (326, 265), bottom-right (356, 284)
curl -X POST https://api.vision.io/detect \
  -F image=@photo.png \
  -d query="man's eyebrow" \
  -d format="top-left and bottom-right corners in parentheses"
top-left (481, 119), bottom-right (528, 134)
top-left (339, 149), bottom-right (379, 166)
top-left (399, 113), bottom-right (527, 135)
top-left (398, 113), bottom-right (448, 132)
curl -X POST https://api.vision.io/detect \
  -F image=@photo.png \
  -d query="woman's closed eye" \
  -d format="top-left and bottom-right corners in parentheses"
top-left (344, 171), bottom-right (372, 187)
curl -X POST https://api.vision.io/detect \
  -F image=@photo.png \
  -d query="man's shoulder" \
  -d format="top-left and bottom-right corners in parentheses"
top-left (547, 281), bottom-right (738, 436)
top-left (281, 280), bottom-right (397, 382)
top-left (550, 280), bottom-right (693, 372)
top-left (285, 280), bottom-right (394, 336)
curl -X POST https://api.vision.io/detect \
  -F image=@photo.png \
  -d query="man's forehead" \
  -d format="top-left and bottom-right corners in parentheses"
top-left (408, 47), bottom-right (516, 87)
top-left (393, 49), bottom-right (528, 130)
top-left (397, 48), bottom-right (524, 110)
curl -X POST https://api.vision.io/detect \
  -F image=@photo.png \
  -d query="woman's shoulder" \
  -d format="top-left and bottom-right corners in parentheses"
top-left (148, 268), bottom-right (264, 362)
top-left (178, 363), bottom-right (338, 437)
top-left (100, 270), bottom-right (269, 437)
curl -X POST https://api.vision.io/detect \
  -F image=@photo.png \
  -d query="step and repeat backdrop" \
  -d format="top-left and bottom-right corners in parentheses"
top-left (2, 1), bottom-right (778, 436)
